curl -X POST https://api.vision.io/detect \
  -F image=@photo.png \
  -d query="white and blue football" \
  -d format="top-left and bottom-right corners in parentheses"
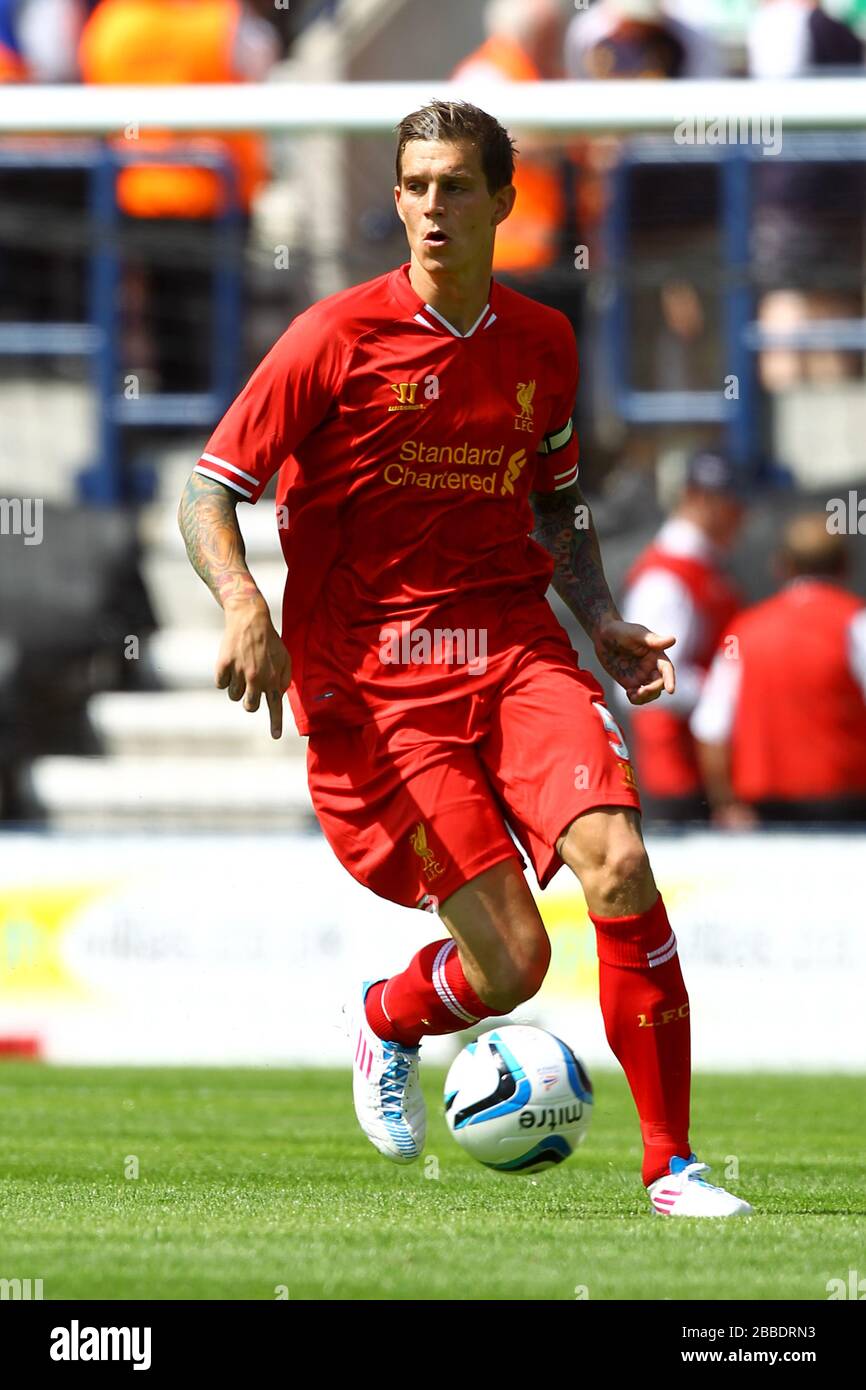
top-left (443, 1024), bottom-right (593, 1173)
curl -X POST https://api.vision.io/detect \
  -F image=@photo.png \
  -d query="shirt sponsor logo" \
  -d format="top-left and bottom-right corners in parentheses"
top-left (388, 381), bottom-right (427, 412)
top-left (383, 441), bottom-right (531, 496)
top-left (400, 440), bottom-right (503, 467)
top-left (500, 448), bottom-right (528, 496)
top-left (384, 463), bottom-right (497, 493)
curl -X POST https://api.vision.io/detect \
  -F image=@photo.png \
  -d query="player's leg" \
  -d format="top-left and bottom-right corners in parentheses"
top-left (481, 645), bottom-right (751, 1214)
top-left (554, 806), bottom-right (691, 1188)
top-left (557, 807), bottom-right (751, 1214)
top-left (439, 858), bottom-right (550, 1014)
top-left (307, 707), bottom-right (542, 1163)
top-left (366, 856), bottom-right (550, 1048)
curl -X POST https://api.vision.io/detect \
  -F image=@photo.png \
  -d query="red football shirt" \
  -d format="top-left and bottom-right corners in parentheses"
top-left (194, 261), bottom-right (581, 734)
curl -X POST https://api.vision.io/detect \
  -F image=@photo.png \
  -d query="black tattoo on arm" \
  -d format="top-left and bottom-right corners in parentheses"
top-left (530, 481), bottom-right (620, 643)
top-left (177, 471), bottom-right (266, 610)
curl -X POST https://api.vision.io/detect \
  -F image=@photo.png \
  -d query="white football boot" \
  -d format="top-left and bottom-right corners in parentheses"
top-left (648, 1154), bottom-right (754, 1217)
top-left (343, 979), bottom-right (426, 1164)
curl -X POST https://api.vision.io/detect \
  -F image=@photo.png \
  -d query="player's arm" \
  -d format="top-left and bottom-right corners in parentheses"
top-left (695, 740), bottom-right (738, 823)
top-left (694, 741), bottom-right (757, 828)
top-left (177, 470), bottom-right (290, 738)
top-left (530, 479), bottom-right (676, 706)
top-left (690, 646), bottom-right (756, 827)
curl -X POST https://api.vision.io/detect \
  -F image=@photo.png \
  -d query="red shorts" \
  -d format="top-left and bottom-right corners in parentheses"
top-left (306, 642), bottom-right (641, 910)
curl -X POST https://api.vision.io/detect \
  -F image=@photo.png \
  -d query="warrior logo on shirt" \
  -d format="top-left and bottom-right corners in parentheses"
top-left (388, 381), bottom-right (427, 412)
top-left (409, 822), bottom-right (446, 882)
top-left (514, 379), bottom-right (536, 432)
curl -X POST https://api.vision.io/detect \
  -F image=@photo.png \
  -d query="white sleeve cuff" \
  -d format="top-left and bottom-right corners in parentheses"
top-left (690, 651), bottom-right (741, 744)
top-left (847, 607), bottom-right (866, 702)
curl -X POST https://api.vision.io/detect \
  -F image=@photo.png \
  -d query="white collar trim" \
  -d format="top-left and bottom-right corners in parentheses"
top-left (415, 301), bottom-right (492, 338)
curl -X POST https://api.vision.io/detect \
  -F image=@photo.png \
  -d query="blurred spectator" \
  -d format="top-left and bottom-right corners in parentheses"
top-left (80, 0), bottom-right (278, 220)
top-left (619, 450), bottom-right (745, 823)
top-left (17, 0), bottom-right (88, 81)
top-left (566, 0), bottom-right (722, 78)
top-left (692, 512), bottom-right (866, 825)
top-left (451, 0), bottom-right (573, 277)
top-left (748, 0), bottom-right (865, 391)
top-left (0, 0), bottom-right (28, 79)
top-left (0, 1), bottom-right (93, 350)
top-left (566, 2), bottom-right (722, 464)
top-left (79, 0), bottom-right (279, 391)
top-left (748, 0), bottom-right (862, 77)
top-left (565, 3), bottom-right (692, 245)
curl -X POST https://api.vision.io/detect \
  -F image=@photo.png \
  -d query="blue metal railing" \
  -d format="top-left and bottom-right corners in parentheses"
top-left (0, 141), bottom-right (243, 503)
top-left (602, 132), bottom-right (866, 473)
top-left (299, 0), bottom-right (341, 28)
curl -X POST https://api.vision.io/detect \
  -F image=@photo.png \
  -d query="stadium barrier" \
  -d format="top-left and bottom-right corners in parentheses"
top-left (2, 79), bottom-right (866, 134)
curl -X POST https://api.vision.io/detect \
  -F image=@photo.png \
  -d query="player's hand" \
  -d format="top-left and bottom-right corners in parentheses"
top-left (593, 618), bottom-right (676, 706)
top-left (215, 597), bottom-right (292, 739)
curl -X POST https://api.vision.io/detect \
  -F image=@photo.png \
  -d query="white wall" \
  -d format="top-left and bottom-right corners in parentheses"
top-left (1, 829), bottom-right (863, 1070)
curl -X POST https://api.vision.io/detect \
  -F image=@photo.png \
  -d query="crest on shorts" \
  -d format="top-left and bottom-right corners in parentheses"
top-left (410, 822), bottom-right (446, 882)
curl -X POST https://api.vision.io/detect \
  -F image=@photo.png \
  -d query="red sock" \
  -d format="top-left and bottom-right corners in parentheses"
top-left (589, 894), bottom-right (691, 1187)
top-left (364, 939), bottom-right (502, 1046)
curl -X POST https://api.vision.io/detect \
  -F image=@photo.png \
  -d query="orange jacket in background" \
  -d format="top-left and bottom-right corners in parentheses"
top-left (0, 40), bottom-right (28, 81)
top-left (452, 34), bottom-right (567, 274)
top-left (79, 0), bottom-right (267, 218)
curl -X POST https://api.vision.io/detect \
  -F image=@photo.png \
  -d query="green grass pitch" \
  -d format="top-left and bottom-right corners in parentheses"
top-left (0, 1063), bottom-right (863, 1300)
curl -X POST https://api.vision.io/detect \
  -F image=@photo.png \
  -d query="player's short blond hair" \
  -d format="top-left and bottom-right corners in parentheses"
top-left (395, 100), bottom-right (517, 195)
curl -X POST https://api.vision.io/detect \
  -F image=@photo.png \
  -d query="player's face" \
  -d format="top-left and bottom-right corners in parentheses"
top-left (394, 139), bottom-right (515, 275)
top-left (694, 491), bottom-right (746, 549)
top-left (712, 496), bottom-right (746, 549)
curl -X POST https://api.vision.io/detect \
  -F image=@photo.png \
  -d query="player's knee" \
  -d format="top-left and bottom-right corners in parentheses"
top-left (592, 840), bottom-right (651, 904)
top-left (570, 828), bottom-right (651, 906)
top-left (477, 936), bottom-right (551, 1013)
